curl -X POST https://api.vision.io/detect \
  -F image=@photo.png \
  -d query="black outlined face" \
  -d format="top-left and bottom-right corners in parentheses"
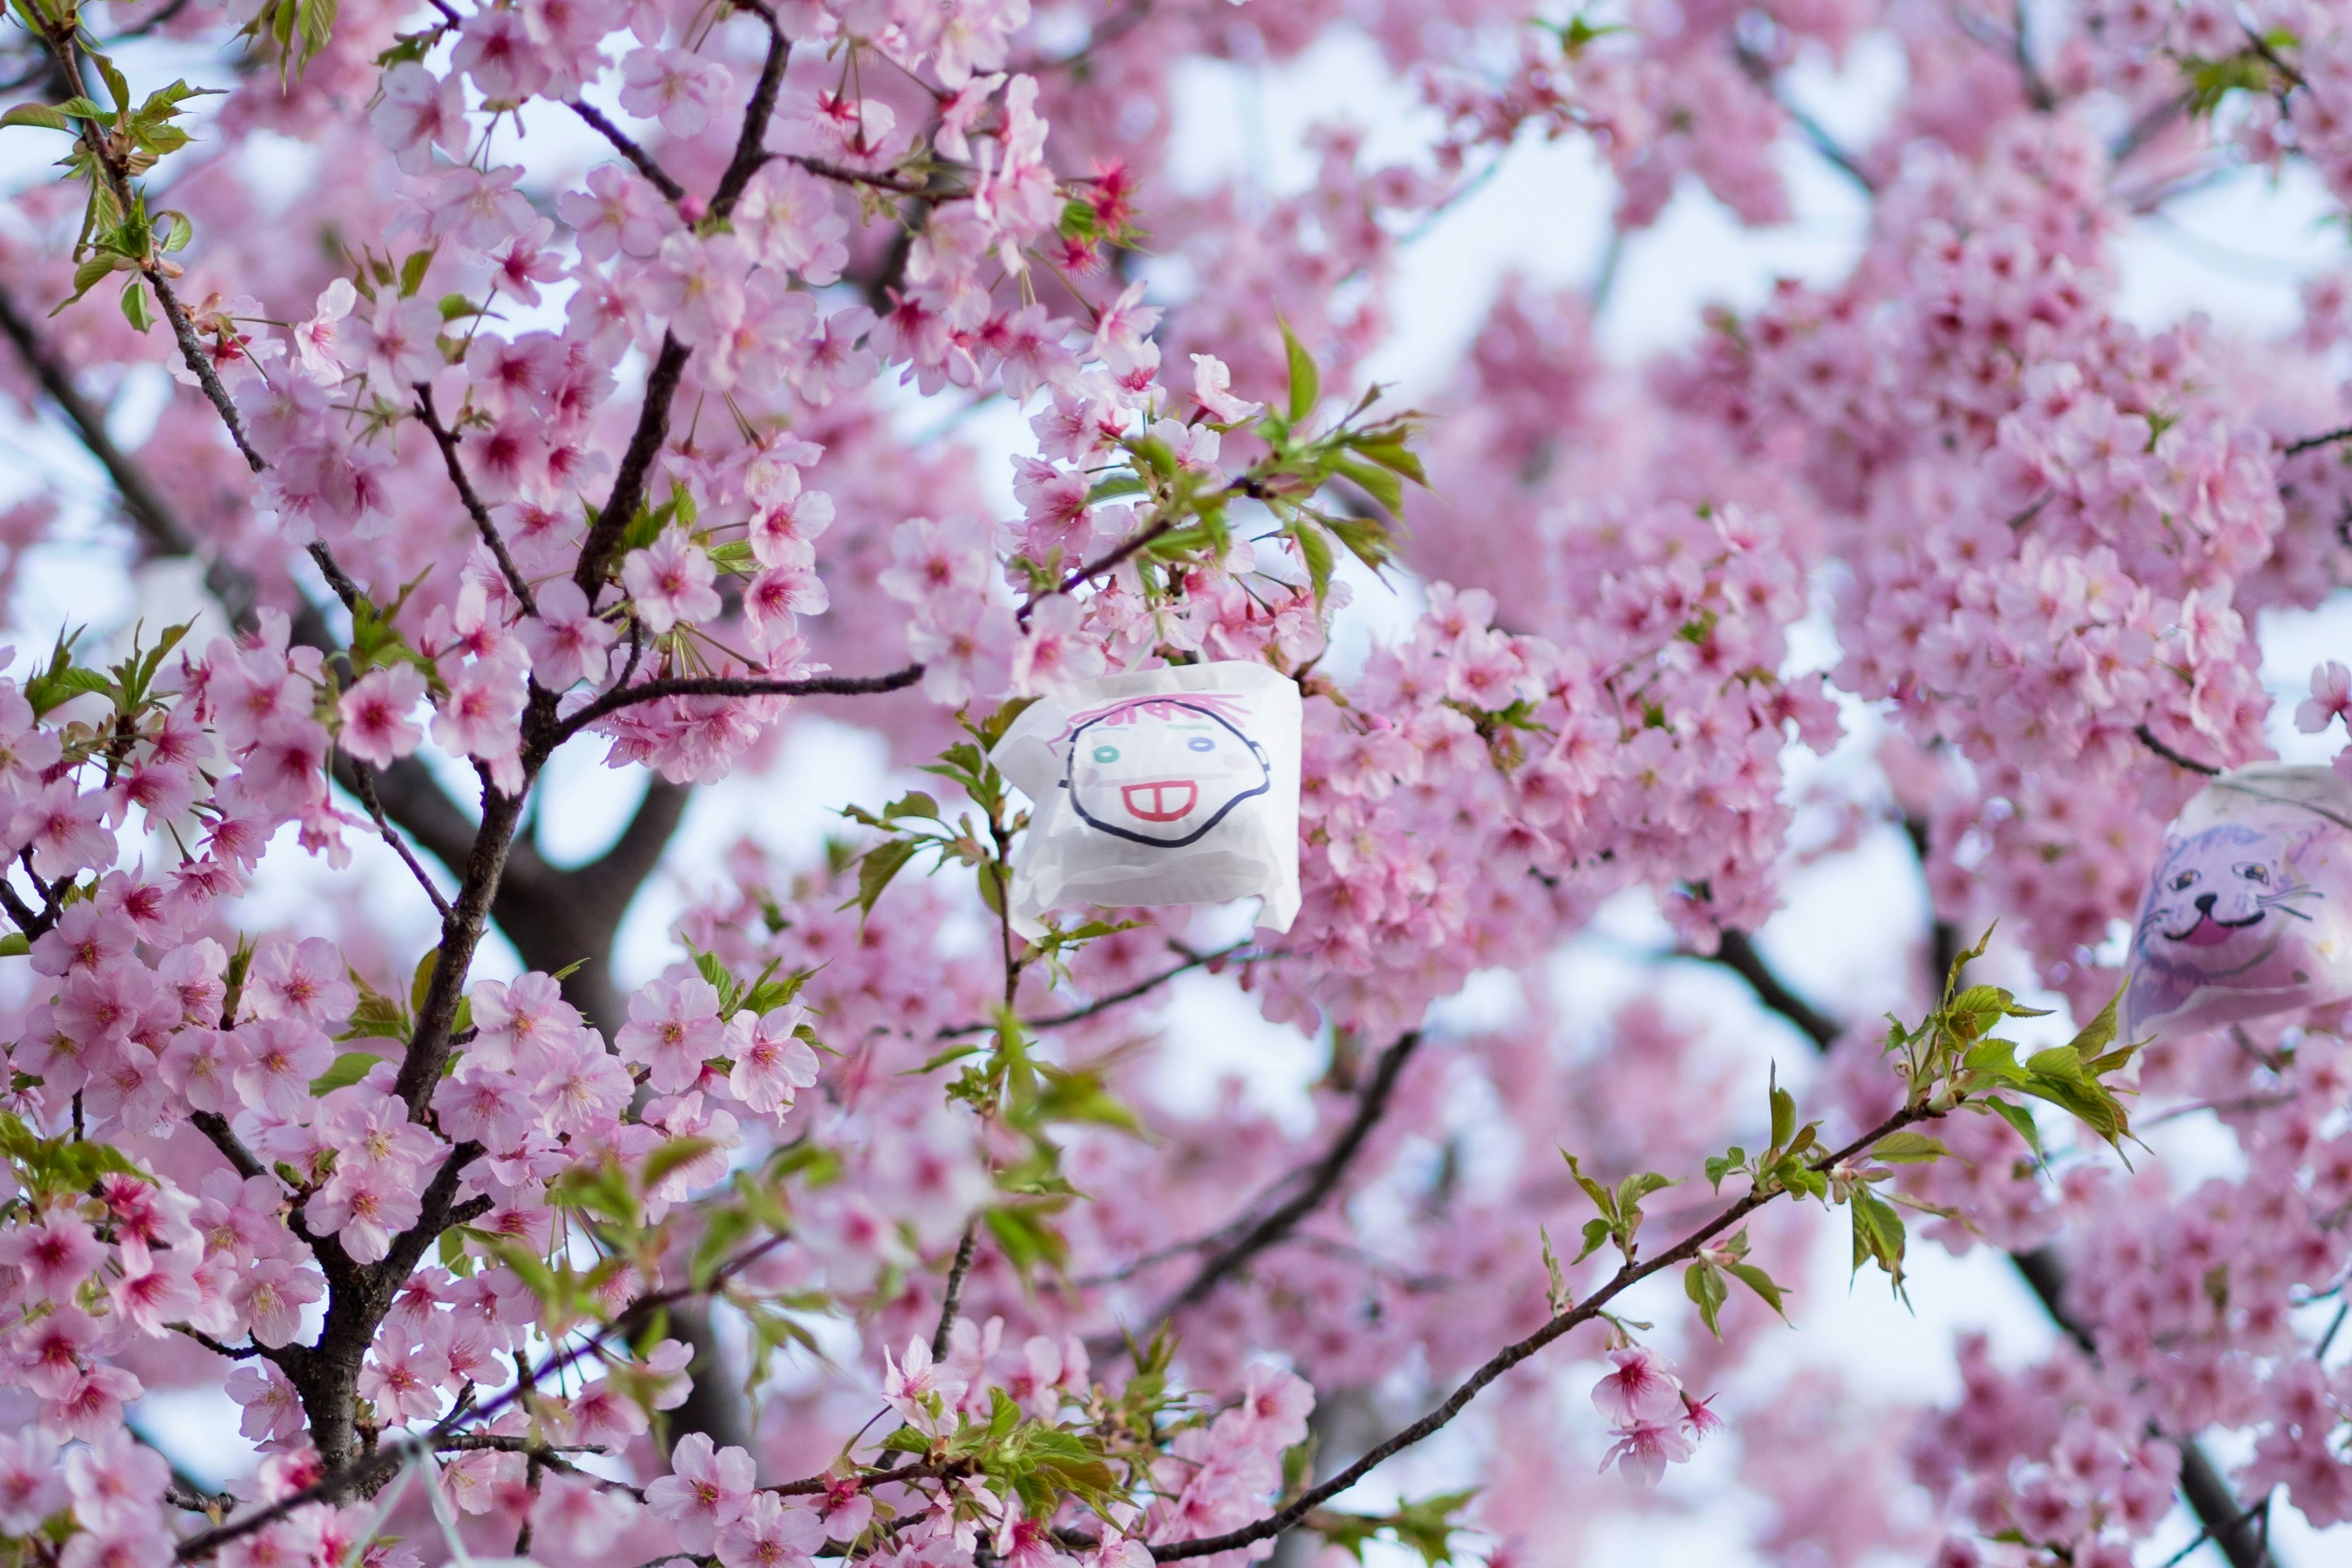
top-left (1064, 699), bottom-right (1270, 847)
top-left (2133, 822), bottom-right (2319, 979)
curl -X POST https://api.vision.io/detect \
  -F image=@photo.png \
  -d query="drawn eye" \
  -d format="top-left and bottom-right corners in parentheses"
top-left (2235, 862), bottom-right (2271, 885)
top-left (1092, 745), bottom-right (1120, 764)
top-left (2170, 869), bottom-right (2201, 892)
top-left (1187, 736), bottom-right (1215, 752)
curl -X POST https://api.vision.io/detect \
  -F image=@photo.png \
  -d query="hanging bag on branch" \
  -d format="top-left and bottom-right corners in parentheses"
top-left (2123, 764), bottom-right (2352, 1042)
top-left (991, 661), bottom-right (1302, 942)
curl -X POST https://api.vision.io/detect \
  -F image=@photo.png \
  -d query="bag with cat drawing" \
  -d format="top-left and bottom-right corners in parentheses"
top-left (2123, 764), bottom-right (2352, 1042)
top-left (990, 661), bottom-right (1302, 942)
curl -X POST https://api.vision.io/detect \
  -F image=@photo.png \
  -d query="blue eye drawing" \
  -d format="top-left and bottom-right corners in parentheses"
top-left (1187, 736), bottom-right (1215, 751)
top-left (1092, 745), bottom-right (1120, 763)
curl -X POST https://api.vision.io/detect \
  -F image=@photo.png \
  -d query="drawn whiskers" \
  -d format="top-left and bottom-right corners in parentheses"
top-left (2258, 884), bottom-right (2322, 922)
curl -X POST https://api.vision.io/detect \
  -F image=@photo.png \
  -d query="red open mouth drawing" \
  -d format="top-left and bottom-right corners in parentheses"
top-left (1120, 780), bottom-right (1197, 822)
top-left (2171, 914), bottom-right (2258, 947)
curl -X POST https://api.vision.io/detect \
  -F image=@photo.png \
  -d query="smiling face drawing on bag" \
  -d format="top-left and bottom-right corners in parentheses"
top-left (1062, 696), bottom-right (1271, 847)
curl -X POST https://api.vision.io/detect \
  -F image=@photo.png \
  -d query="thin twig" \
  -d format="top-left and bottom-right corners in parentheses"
top-left (778, 152), bottom-right (938, 197)
top-left (2318, 1300), bottom-right (2350, 1362)
top-left (1731, 42), bottom-right (1876, 194)
top-left (1102, 1032), bottom-right (1423, 1354)
top-left (2135, 722), bottom-right (2223, 776)
top-left (567, 100), bottom-right (687, 201)
top-left (414, 384), bottom-right (537, 614)
top-left (932, 939), bottom-right (1269, 1039)
top-left (150, 277), bottom-right (265, 472)
top-left (346, 757), bottom-right (456, 919)
top-left (2283, 424), bottom-right (2352, 458)
top-left (931, 1219), bottom-right (981, 1360)
top-left (556, 664), bottom-right (926, 741)
top-left (574, 30), bottom-right (789, 601)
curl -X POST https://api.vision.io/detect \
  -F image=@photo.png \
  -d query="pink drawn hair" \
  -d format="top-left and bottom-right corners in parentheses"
top-left (1052, 691), bottom-right (1251, 741)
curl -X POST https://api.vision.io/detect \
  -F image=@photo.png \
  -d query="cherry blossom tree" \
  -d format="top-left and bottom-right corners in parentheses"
top-left (0, 0), bottom-right (2341, 1565)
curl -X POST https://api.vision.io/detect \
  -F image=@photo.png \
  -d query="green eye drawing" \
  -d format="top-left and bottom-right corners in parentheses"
top-left (1092, 745), bottom-right (1120, 763)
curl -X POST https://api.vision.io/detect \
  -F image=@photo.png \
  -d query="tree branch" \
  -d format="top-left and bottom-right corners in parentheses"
top-left (1152, 1102), bottom-right (1938, 1562)
top-left (414, 383), bottom-right (536, 613)
top-left (2136, 722), bottom-right (2223, 776)
top-left (344, 756), bottom-right (455, 919)
top-left (931, 1219), bottom-right (981, 1360)
top-left (567, 100), bottom-right (687, 201)
top-left (934, 939), bottom-right (1268, 1039)
top-left (2283, 424), bottom-right (2352, 459)
top-left (778, 152), bottom-right (938, 197)
top-left (1721, 859), bottom-right (2278, 1568)
top-left (573, 29), bottom-right (788, 599)
top-left (1692, 931), bottom-right (1838, 1049)
top-left (175, 1230), bottom-right (793, 1562)
top-left (555, 664), bottom-right (927, 741)
top-left (1105, 1031), bottom-right (1422, 1352)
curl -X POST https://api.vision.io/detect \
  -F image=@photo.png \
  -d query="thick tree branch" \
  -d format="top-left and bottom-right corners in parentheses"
top-left (174, 1232), bottom-right (792, 1562)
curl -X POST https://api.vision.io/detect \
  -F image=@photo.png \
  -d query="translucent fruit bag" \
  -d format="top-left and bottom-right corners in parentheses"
top-left (990, 661), bottom-right (1302, 942)
top-left (2123, 764), bottom-right (2352, 1042)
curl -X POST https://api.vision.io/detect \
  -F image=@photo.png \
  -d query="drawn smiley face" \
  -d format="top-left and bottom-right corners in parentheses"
top-left (1064, 699), bottom-right (1271, 847)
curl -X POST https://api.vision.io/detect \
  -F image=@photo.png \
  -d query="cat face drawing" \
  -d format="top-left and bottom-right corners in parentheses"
top-left (1061, 695), bottom-right (1271, 848)
top-left (2125, 821), bottom-right (2326, 1029)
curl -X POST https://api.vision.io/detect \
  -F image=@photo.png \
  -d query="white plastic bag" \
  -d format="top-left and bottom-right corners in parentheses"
top-left (2122, 764), bottom-right (2352, 1042)
top-left (991, 661), bottom-right (1302, 941)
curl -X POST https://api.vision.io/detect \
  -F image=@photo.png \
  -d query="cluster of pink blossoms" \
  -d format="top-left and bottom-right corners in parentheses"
top-left (9, 0), bottom-right (2352, 1562)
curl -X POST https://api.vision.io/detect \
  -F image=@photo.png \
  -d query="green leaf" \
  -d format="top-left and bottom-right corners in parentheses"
top-left (639, 1137), bottom-right (718, 1194)
top-left (94, 54), bottom-right (131, 116)
top-left (1769, 1067), bottom-right (1795, 1150)
top-left (1979, 1095), bottom-right (2045, 1159)
top-left (1868, 1131), bottom-right (1949, 1165)
top-left (2068, 987), bottom-right (2124, 1059)
top-left (845, 837), bottom-right (919, 924)
top-left (410, 949), bottom-right (441, 1015)
top-left (1725, 1259), bottom-right (1788, 1319)
top-left (1290, 520), bottom-right (1335, 605)
top-left (1281, 319), bottom-right (1320, 426)
top-left (1559, 1149), bottom-right (1615, 1221)
top-left (119, 276), bottom-right (152, 334)
top-left (0, 104), bottom-right (73, 131)
top-left (0, 933), bottom-right (26, 958)
top-left (1347, 435), bottom-right (1427, 485)
top-left (1572, 1215), bottom-right (1612, 1264)
top-left (690, 1205), bottom-right (759, 1291)
top-left (309, 1050), bottom-right (384, 1096)
top-left (983, 1202), bottom-right (1067, 1276)
top-left (398, 246), bottom-right (435, 298)
top-left (1849, 1187), bottom-right (1909, 1297)
top-left (1330, 457), bottom-right (1403, 517)
top-left (1684, 1258), bottom-right (1728, 1337)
